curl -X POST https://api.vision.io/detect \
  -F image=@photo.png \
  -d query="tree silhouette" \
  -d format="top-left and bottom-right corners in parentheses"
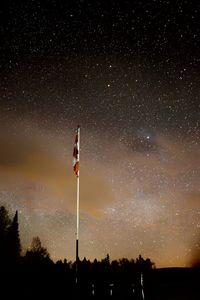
top-left (29, 236), bottom-right (49, 258)
top-left (25, 236), bottom-right (53, 267)
top-left (0, 206), bottom-right (11, 265)
top-left (0, 206), bottom-right (11, 232)
top-left (136, 254), bottom-right (155, 272)
top-left (7, 211), bottom-right (21, 264)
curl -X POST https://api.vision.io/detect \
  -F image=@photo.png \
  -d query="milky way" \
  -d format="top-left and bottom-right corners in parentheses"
top-left (0, 0), bottom-right (200, 267)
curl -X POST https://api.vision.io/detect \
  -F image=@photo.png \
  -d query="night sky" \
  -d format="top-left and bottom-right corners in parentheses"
top-left (0, 0), bottom-right (200, 267)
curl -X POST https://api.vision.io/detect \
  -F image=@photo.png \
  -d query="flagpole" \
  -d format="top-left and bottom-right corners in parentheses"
top-left (76, 167), bottom-right (80, 262)
top-left (76, 126), bottom-right (80, 282)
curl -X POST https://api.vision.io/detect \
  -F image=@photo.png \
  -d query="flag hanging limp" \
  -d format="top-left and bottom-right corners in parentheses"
top-left (73, 126), bottom-right (80, 176)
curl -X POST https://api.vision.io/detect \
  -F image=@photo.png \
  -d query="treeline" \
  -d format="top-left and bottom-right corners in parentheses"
top-left (0, 205), bottom-right (155, 299)
top-left (1, 205), bottom-right (200, 299)
top-left (0, 206), bottom-right (21, 267)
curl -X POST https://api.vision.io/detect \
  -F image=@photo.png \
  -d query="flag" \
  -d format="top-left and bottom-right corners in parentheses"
top-left (73, 126), bottom-right (80, 176)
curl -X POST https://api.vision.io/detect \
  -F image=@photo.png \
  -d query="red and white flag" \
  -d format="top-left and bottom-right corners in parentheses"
top-left (73, 126), bottom-right (80, 176)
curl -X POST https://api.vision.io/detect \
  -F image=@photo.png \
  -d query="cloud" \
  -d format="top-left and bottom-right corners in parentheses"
top-left (0, 127), bottom-right (114, 216)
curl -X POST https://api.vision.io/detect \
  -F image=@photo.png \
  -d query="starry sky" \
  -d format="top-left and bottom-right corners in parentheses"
top-left (0, 0), bottom-right (200, 267)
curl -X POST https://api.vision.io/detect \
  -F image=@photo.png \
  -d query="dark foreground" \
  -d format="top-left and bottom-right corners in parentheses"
top-left (1, 267), bottom-right (200, 300)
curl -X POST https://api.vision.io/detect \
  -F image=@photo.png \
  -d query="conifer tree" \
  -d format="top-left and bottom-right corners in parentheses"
top-left (7, 211), bottom-right (21, 263)
top-left (0, 206), bottom-right (11, 262)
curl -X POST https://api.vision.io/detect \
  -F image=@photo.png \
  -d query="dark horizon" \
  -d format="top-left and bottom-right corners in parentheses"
top-left (0, 204), bottom-right (200, 300)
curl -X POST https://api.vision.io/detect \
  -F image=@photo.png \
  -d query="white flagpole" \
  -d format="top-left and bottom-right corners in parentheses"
top-left (76, 126), bottom-right (80, 270)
